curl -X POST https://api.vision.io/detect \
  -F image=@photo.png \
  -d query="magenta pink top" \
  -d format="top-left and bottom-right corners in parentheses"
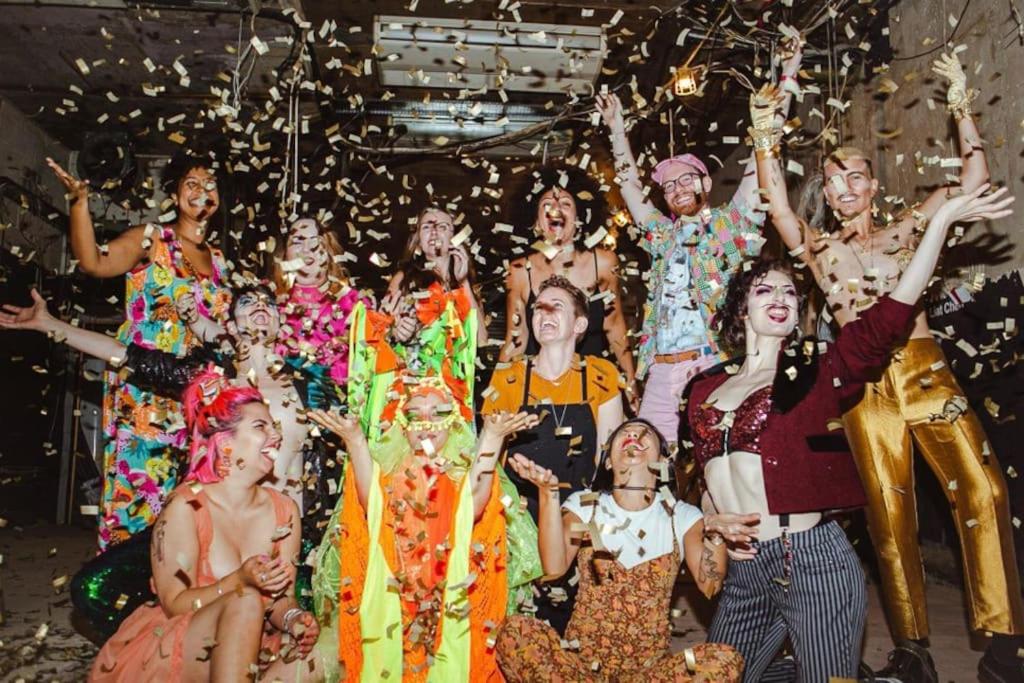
top-left (275, 284), bottom-right (365, 384)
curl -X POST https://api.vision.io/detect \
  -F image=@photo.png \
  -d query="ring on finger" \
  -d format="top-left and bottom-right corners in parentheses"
top-left (259, 573), bottom-right (267, 583)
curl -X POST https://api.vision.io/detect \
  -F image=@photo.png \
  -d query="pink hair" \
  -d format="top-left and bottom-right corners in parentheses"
top-left (181, 369), bottom-right (264, 484)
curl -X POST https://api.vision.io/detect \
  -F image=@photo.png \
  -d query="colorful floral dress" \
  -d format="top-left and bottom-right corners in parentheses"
top-left (99, 227), bottom-right (230, 550)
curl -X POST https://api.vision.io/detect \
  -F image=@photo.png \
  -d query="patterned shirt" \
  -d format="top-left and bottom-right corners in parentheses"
top-left (636, 197), bottom-right (765, 379)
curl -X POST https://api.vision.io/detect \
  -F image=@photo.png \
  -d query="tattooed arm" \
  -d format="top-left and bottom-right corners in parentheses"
top-left (683, 519), bottom-right (727, 599)
top-left (151, 493), bottom-right (284, 617)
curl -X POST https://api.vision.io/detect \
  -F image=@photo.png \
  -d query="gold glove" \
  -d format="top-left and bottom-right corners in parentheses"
top-left (932, 52), bottom-right (978, 120)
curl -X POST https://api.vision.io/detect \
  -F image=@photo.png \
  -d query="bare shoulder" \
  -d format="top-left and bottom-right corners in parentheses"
top-left (505, 256), bottom-right (529, 293)
top-left (594, 247), bottom-right (618, 272)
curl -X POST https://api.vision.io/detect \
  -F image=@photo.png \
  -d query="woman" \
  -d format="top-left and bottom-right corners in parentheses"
top-left (269, 216), bottom-right (366, 386)
top-left (90, 371), bottom-right (322, 682)
top-left (482, 275), bottom-right (624, 633)
top-left (681, 184), bottom-right (1013, 682)
top-left (47, 152), bottom-right (231, 550)
top-left (496, 418), bottom-right (741, 682)
top-left (308, 381), bottom-right (539, 681)
top-left (501, 165), bottom-right (637, 405)
top-left (382, 205), bottom-right (487, 348)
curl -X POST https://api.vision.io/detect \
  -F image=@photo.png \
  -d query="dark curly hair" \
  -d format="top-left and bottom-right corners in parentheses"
top-left (590, 418), bottom-right (671, 494)
top-left (715, 257), bottom-right (806, 354)
top-left (161, 150), bottom-right (220, 195)
top-left (512, 164), bottom-right (608, 239)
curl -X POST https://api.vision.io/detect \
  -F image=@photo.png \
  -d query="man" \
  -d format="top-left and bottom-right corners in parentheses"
top-left (595, 44), bottom-right (802, 444)
top-left (755, 52), bottom-right (1023, 682)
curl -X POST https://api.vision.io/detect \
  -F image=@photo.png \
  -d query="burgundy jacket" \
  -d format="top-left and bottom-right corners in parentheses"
top-left (681, 296), bottom-right (916, 515)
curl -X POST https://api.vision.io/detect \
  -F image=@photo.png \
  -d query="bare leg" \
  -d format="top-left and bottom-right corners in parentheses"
top-left (261, 648), bottom-right (323, 683)
top-left (180, 587), bottom-right (266, 681)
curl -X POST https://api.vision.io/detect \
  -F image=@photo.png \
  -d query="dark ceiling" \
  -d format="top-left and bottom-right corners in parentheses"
top-left (0, 0), bottom-right (890, 309)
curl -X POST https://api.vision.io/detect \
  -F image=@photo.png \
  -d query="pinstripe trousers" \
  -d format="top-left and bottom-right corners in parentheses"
top-left (707, 522), bottom-right (867, 683)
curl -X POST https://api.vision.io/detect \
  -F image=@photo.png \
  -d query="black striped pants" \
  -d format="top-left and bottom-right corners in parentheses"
top-left (707, 521), bottom-right (867, 683)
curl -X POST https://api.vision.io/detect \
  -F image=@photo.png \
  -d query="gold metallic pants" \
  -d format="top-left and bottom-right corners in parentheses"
top-left (843, 337), bottom-right (1023, 641)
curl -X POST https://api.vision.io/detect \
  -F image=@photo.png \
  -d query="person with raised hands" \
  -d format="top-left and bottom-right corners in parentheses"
top-left (306, 379), bottom-right (540, 682)
top-left (595, 41), bottom-right (803, 445)
top-left (679, 184), bottom-right (1014, 682)
top-left (46, 151), bottom-right (232, 551)
top-left (754, 49), bottom-right (1024, 681)
top-left (89, 371), bottom-right (323, 682)
top-left (495, 418), bottom-right (741, 682)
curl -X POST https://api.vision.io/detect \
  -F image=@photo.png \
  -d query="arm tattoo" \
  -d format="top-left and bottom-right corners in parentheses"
top-left (154, 519), bottom-right (167, 564)
top-left (698, 542), bottom-right (723, 587)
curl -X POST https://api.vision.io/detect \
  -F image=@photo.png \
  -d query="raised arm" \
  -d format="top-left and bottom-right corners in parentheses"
top-left (46, 158), bottom-right (149, 278)
top-left (306, 410), bottom-right (373, 508)
top-left (734, 42), bottom-right (804, 208)
top-left (916, 53), bottom-right (990, 225)
top-left (0, 289), bottom-right (127, 362)
top-left (507, 454), bottom-right (580, 578)
top-left (470, 410), bottom-right (540, 518)
top-left (499, 262), bottom-right (530, 362)
top-left (595, 93), bottom-right (657, 223)
top-left (891, 184), bottom-right (1013, 305)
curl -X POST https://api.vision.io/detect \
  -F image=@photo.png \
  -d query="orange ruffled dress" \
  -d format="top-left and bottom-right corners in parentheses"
top-left (89, 486), bottom-right (292, 682)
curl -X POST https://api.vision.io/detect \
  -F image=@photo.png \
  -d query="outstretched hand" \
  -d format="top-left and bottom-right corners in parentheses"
top-left (938, 184), bottom-right (1015, 226)
top-left (480, 410), bottom-right (541, 442)
top-left (0, 289), bottom-right (54, 332)
top-left (749, 83), bottom-right (784, 131)
top-left (307, 409), bottom-right (364, 447)
top-left (46, 157), bottom-right (89, 203)
top-left (595, 93), bottom-right (626, 133)
top-left (508, 453), bottom-right (560, 491)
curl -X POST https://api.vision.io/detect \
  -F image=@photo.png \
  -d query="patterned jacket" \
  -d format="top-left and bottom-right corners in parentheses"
top-left (636, 197), bottom-right (765, 378)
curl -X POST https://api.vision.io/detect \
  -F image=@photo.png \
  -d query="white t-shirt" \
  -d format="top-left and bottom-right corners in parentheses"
top-left (562, 489), bottom-right (703, 570)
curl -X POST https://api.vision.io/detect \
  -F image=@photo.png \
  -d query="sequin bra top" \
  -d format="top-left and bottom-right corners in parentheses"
top-left (690, 385), bottom-right (773, 467)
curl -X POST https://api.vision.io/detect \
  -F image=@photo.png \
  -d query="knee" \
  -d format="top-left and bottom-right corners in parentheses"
top-left (689, 643), bottom-right (745, 676)
top-left (494, 616), bottom-right (527, 662)
top-left (218, 586), bottom-right (265, 628)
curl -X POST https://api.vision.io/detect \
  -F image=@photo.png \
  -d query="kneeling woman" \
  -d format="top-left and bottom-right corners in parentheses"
top-left (682, 185), bottom-right (1013, 682)
top-left (309, 383), bottom-right (538, 681)
top-left (496, 418), bottom-right (742, 682)
top-left (90, 372), bottom-right (322, 682)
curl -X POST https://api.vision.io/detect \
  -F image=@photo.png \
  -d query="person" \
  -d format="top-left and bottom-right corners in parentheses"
top-left (307, 380), bottom-right (540, 682)
top-left (501, 166), bottom-right (637, 406)
top-left (309, 260), bottom-right (541, 680)
top-left (269, 216), bottom-right (367, 386)
top-left (754, 51), bottom-right (1024, 681)
top-left (0, 284), bottom-right (328, 635)
top-left (594, 43), bottom-right (803, 443)
top-left (89, 370), bottom-right (322, 682)
top-left (678, 184), bottom-right (1014, 682)
top-left (482, 275), bottom-right (624, 633)
top-left (496, 418), bottom-right (742, 682)
top-left (47, 152), bottom-right (232, 550)
top-left (382, 205), bottom-right (488, 349)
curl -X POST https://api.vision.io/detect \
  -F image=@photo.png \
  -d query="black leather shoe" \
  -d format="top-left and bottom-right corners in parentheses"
top-left (873, 642), bottom-right (938, 683)
top-left (979, 647), bottom-right (1024, 683)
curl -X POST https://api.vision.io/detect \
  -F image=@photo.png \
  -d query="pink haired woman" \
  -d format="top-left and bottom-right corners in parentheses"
top-left (90, 371), bottom-right (323, 682)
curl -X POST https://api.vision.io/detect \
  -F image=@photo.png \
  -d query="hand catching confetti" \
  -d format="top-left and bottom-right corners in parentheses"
top-left (508, 453), bottom-right (560, 492)
top-left (0, 289), bottom-right (54, 333)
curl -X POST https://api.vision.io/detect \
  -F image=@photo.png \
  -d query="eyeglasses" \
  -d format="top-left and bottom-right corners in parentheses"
top-left (661, 173), bottom-right (704, 194)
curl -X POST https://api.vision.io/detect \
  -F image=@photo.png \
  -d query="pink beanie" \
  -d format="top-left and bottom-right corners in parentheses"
top-left (651, 153), bottom-right (709, 184)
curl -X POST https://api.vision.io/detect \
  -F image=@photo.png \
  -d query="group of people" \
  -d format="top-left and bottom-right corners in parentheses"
top-left (1, 41), bottom-right (1022, 683)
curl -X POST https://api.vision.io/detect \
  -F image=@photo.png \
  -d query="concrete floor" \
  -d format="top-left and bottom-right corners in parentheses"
top-left (0, 524), bottom-right (985, 682)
